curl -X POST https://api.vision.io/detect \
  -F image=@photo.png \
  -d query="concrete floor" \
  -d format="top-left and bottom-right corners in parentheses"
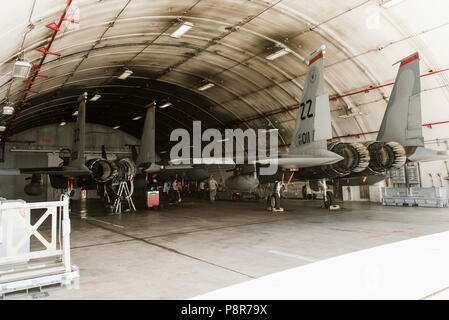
top-left (29, 198), bottom-right (449, 299)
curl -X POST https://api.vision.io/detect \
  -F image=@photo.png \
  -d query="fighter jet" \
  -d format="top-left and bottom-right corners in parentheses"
top-left (289, 51), bottom-right (449, 187)
top-left (224, 50), bottom-right (449, 207)
top-left (0, 93), bottom-right (91, 195)
top-left (0, 93), bottom-right (199, 198)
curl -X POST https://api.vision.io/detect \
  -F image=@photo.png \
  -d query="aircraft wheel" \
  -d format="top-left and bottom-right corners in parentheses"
top-left (270, 194), bottom-right (280, 209)
top-left (324, 191), bottom-right (337, 208)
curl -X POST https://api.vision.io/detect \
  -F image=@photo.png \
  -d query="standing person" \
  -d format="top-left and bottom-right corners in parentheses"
top-left (177, 179), bottom-right (182, 203)
top-left (168, 180), bottom-right (176, 204)
top-left (149, 177), bottom-right (159, 191)
top-left (163, 181), bottom-right (170, 198)
top-left (209, 175), bottom-right (218, 202)
top-left (199, 180), bottom-right (206, 199)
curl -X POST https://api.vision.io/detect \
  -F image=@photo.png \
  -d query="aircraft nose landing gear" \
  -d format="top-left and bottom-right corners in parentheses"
top-left (320, 179), bottom-right (340, 211)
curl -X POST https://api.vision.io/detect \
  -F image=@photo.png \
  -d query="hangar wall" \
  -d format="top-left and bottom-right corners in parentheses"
top-left (0, 123), bottom-right (139, 201)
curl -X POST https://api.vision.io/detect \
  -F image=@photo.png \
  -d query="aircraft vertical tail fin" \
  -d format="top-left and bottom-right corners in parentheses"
top-left (289, 45), bottom-right (332, 154)
top-left (136, 102), bottom-right (156, 166)
top-left (131, 145), bottom-right (138, 162)
top-left (101, 145), bottom-right (107, 159)
top-left (69, 92), bottom-right (89, 170)
top-left (377, 52), bottom-right (424, 147)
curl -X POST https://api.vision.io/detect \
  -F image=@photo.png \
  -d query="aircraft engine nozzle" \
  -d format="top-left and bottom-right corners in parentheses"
top-left (24, 174), bottom-right (44, 196)
top-left (225, 173), bottom-right (259, 192)
top-left (86, 158), bottom-right (118, 183)
top-left (365, 141), bottom-right (407, 173)
top-left (327, 142), bottom-right (370, 176)
top-left (116, 158), bottom-right (137, 180)
top-left (24, 182), bottom-right (44, 196)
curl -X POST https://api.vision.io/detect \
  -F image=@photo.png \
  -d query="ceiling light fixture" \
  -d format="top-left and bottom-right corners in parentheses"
top-left (90, 94), bottom-right (101, 101)
top-left (380, 0), bottom-right (405, 8)
top-left (159, 102), bottom-right (172, 109)
top-left (170, 22), bottom-right (194, 39)
top-left (12, 60), bottom-right (32, 78)
top-left (72, 110), bottom-right (78, 116)
top-left (198, 83), bottom-right (215, 91)
top-left (0, 125), bottom-right (6, 132)
top-left (118, 69), bottom-right (133, 80)
top-left (60, 122), bottom-right (66, 126)
top-left (338, 112), bottom-right (365, 119)
top-left (266, 48), bottom-right (292, 61)
top-left (113, 125), bottom-right (120, 130)
top-left (2, 106), bottom-right (15, 115)
top-left (132, 115), bottom-right (143, 121)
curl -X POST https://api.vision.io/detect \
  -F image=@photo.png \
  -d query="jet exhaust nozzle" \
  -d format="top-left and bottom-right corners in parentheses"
top-left (365, 141), bottom-right (407, 173)
top-left (326, 142), bottom-right (370, 176)
top-left (116, 158), bottom-right (138, 180)
top-left (24, 174), bottom-right (44, 196)
top-left (86, 158), bottom-right (118, 183)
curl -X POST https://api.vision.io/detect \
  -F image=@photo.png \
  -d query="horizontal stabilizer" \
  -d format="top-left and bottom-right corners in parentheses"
top-left (163, 165), bottom-right (195, 170)
top-left (408, 147), bottom-right (449, 162)
top-left (0, 166), bottom-right (90, 176)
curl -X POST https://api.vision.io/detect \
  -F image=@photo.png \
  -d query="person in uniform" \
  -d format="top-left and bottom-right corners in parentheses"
top-left (208, 175), bottom-right (218, 202)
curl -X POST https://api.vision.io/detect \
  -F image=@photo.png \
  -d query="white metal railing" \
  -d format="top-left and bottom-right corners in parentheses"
top-left (0, 195), bottom-right (72, 278)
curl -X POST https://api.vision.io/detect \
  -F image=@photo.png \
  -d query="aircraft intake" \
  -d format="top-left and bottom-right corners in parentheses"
top-left (86, 158), bottom-right (118, 183)
top-left (326, 142), bottom-right (370, 176)
top-left (365, 141), bottom-right (407, 173)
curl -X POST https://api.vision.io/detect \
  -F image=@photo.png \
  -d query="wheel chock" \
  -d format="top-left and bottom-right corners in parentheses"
top-left (272, 208), bottom-right (284, 212)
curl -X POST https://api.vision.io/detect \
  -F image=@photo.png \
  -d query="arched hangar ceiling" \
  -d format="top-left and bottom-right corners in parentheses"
top-left (1, 0), bottom-right (449, 152)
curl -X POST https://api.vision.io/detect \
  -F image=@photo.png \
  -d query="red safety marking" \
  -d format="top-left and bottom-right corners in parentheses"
top-left (147, 102), bottom-right (157, 109)
top-left (23, 79), bottom-right (34, 84)
top-left (309, 51), bottom-right (323, 66)
top-left (20, 89), bottom-right (39, 94)
top-left (31, 65), bottom-right (40, 71)
top-left (46, 22), bottom-right (60, 31)
top-left (36, 46), bottom-right (62, 56)
top-left (400, 53), bottom-right (419, 67)
top-left (35, 74), bottom-right (49, 78)
top-left (286, 172), bottom-right (294, 187)
top-left (281, 172), bottom-right (285, 185)
top-left (363, 176), bottom-right (367, 183)
top-left (62, 18), bottom-right (80, 24)
top-left (40, 175), bottom-right (44, 186)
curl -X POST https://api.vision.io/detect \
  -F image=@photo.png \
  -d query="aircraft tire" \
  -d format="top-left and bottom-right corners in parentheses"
top-left (270, 194), bottom-right (280, 209)
top-left (324, 191), bottom-right (337, 208)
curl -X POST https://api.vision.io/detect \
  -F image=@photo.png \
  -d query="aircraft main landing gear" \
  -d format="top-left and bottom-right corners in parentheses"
top-left (320, 180), bottom-right (340, 211)
top-left (266, 182), bottom-right (284, 213)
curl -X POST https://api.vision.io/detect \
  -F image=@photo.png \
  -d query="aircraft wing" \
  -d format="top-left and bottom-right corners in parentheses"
top-left (0, 166), bottom-right (90, 176)
top-left (255, 151), bottom-right (343, 169)
top-left (168, 157), bottom-right (236, 165)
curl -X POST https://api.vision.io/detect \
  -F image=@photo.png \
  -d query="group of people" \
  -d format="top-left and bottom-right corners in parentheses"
top-left (149, 175), bottom-right (222, 205)
top-left (147, 174), bottom-right (284, 210)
